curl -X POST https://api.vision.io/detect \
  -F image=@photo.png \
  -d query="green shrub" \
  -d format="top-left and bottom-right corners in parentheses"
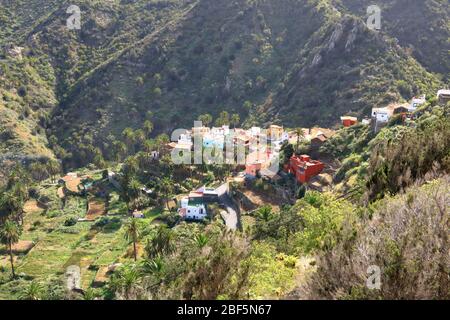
top-left (63, 216), bottom-right (78, 227)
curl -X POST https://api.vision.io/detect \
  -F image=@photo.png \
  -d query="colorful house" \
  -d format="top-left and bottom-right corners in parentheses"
top-left (267, 125), bottom-right (284, 141)
top-left (245, 162), bottom-right (263, 177)
top-left (191, 126), bottom-right (210, 136)
top-left (341, 116), bottom-right (358, 127)
top-left (203, 133), bottom-right (224, 149)
top-left (285, 155), bottom-right (325, 184)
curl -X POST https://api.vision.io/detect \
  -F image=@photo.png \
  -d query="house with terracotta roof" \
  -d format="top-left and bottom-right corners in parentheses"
top-left (311, 134), bottom-right (328, 150)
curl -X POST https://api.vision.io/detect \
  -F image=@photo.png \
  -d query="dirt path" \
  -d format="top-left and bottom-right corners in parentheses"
top-left (66, 177), bottom-right (81, 193)
top-left (86, 199), bottom-right (106, 221)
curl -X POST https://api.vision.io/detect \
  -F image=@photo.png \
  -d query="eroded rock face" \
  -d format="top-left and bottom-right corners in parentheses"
top-left (327, 23), bottom-right (344, 52)
top-left (345, 21), bottom-right (363, 52)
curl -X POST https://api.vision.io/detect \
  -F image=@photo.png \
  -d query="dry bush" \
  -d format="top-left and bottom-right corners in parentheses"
top-left (302, 175), bottom-right (450, 300)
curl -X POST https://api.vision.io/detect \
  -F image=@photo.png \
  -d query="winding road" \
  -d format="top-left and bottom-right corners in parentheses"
top-left (215, 183), bottom-right (240, 231)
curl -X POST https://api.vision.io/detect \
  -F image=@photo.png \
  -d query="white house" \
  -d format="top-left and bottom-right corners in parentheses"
top-left (221, 125), bottom-right (230, 136)
top-left (409, 95), bottom-right (426, 111)
top-left (362, 118), bottom-right (371, 125)
top-left (371, 107), bottom-right (393, 123)
top-left (132, 210), bottom-right (145, 219)
top-left (178, 132), bottom-right (192, 144)
top-left (179, 195), bottom-right (208, 221)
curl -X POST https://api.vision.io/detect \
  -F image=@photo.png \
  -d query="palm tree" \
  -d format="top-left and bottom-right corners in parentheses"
top-left (295, 128), bottom-right (304, 153)
top-left (113, 141), bottom-right (127, 162)
top-left (0, 191), bottom-right (23, 223)
top-left (123, 157), bottom-right (139, 178)
top-left (122, 128), bottom-right (135, 154)
top-left (143, 256), bottom-right (165, 279)
top-left (46, 160), bottom-right (61, 183)
top-left (257, 205), bottom-right (273, 222)
top-left (18, 280), bottom-right (43, 300)
top-left (0, 220), bottom-right (22, 278)
top-left (146, 226), bottom-right (175, 258)
top-left (230, 114), bottom-right (240, 128)
top-left (82, 288), bottom-right (98, 301)
top-left (124, 218), bottom-right (141, 261)
top-left (198, 114), bottom-right (213, 127)
top-left (134, 129), bottom-right (146, 150)
top-left (29, 162), bottom-right (48, 181)
top-left (194, 233), bottom-right (209, 249)
top-left (127, 178), bottom-right (142, 213)
top-left (11, 182), bottom-right (28, 224)
top-left (7, 165), bottom-right (31, 190)
top-left (143, 120), bottom-right (154, 138)
top-left (155, 134), bottom-right (170, 153)
top-left (143, 139), bottom-right (155, 156)
top-left (109, 265), bottom-right (140, 300)
top-left (215, 111), bottom-right (230, 127)
top-left (159, 178), bottom-right (173, 211)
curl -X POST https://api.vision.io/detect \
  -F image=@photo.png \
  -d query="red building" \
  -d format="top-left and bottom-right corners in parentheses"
top-left (285, 155), bottom-right (325, 184)
top-left (245, 162), bottom-right (263, 177)
top-left (340, 116), bottom-right (358, 127)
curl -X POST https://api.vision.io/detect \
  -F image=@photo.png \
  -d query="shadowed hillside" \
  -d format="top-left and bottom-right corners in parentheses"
top-left (0, 0), bottom-right (447, 168)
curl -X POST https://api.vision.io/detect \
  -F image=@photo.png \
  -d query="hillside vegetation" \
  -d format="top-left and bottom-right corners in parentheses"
top-left (0, 0), bottom-right (447, 168)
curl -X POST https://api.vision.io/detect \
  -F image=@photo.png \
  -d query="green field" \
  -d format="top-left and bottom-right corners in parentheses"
top-left (0, 173), bottom-right (162, 299)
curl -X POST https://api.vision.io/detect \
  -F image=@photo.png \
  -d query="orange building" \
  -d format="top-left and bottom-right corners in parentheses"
top-left (340, 116), bottom-right (358, 127)
top-left (285, 155), bottom-right (325, 184)
top-left (267, 125), bottom-right (284, 141)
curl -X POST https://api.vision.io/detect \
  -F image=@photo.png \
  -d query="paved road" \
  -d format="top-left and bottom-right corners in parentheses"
top-left (215, 183), bottom-right (240, 230)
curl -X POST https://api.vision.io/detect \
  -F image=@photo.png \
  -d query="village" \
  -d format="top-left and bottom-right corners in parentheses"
top-left (1, 88), bottom-right (448, 296)
top-left (56, 89), bottom-right (447, 226)
top-left (164, 90), bottom-right (450, 223)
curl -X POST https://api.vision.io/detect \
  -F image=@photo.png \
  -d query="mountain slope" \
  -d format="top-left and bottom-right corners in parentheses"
top-left (258, 14), bottom-right (442, 127)
top-left (0, 0), bottom-right (447, 168)
top-left (334, 0), bottom-right (450, 78)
